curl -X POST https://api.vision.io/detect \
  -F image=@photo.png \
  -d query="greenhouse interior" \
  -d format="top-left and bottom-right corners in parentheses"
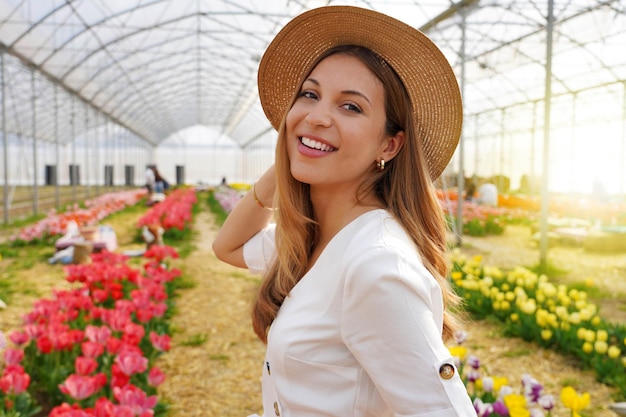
top-left (1, 1), bottom-right (626, 416)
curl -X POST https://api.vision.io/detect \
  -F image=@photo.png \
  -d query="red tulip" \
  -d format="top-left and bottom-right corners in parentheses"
top-left (75, 357), bottom-right (98, 375)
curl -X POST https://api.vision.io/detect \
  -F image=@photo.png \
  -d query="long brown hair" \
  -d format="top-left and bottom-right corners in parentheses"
top-left (252, 45), bottom-right (463, 343)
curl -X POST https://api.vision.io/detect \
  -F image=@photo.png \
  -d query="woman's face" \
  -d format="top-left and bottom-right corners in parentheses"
top-left (285, 53), bottom-right (401, 192)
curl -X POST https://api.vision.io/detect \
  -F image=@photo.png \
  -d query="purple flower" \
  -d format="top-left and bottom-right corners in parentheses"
top-left (473, 398), bottom-right (494, 417)
top-left (454, 330), bottom-right (468, 345)
top-left (492, 399), bottom-right (510, 416)
top-left (467, 369), bottom-right (481, 383)
top-left (522, 373), bottom-right (544, 403)
top-left (467, 354), bottom-right (481, 369)
top-left (538, 394), bottom-right (555, 411)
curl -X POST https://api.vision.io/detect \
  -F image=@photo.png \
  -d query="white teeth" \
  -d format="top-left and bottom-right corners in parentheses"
top-left (301, 137), bottom-right (335, 152)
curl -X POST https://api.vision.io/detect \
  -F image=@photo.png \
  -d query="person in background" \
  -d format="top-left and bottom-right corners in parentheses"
top-left (465, 176), bottom-right (477, 202)
top-left (213, 6), bottom-right (476, 417)
top-left (153, 166), bottom-right (169, 194)
top-left (477, 181), bottom-right (498, 207)
top-left (145, 165), bottom-right (156, 194)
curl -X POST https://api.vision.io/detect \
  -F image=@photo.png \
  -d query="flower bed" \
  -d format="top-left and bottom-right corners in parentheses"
top-left (137, 188), bottom-right (197, 233)
top-left (0, 186), bottom-right (200, 416)
top-left (10, 190), bottom-right (148, 245)
top-left (450, 250), bottom-right (626, 401)
top-left (0, 246), bottom-right (180, 416)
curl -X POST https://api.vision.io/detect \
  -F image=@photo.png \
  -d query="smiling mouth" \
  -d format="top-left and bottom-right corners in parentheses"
top-left (300, 136), bottom-right (336, 152)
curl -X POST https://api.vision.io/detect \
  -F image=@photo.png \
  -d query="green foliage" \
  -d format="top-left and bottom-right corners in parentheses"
top-left (462, 216), bottom-right (505, 237)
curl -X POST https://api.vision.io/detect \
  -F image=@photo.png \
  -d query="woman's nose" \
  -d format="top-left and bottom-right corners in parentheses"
top-left (305, 101), bottom-right (332, 127)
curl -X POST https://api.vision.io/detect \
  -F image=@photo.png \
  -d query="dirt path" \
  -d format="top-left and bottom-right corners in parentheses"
top-left (155, 209), bottom-right (265, 417)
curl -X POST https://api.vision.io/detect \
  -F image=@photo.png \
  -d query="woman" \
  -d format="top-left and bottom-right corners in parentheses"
top-left (213, 6), bottom-right (476, 417)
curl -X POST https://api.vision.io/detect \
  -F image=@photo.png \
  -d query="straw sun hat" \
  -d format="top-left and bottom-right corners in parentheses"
top-left (257, 5), bottom-right (462, 180)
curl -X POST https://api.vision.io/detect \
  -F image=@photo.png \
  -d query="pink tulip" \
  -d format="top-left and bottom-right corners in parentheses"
top-left (8, 331), bottom-right (29, 346)
top-left (81, 341), bottom-right (105, 358)
top-left (3, 348), bottom-right (24, 365)
top-left (85, 325), bottom-right (112, 345)
top-left (114, 351), bottom-right (148, 376)
top-left (148, 367), bottom-right (166, 387)
top-left (93, 397), bottom-right (135, 417)
top-left (59, 374), bottom-right (102, 401)
top-left (113, 384), bottom-right (158, 415)
top-left (123, 322), bottom-right (145, 340)
top-left (0, 366), bottom-right (31, 394)
top-left (149, 332), bottom-right (171, 352)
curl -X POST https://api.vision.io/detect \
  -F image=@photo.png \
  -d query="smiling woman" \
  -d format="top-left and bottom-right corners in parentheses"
top-left (212, 5), bottom-right (480, 416)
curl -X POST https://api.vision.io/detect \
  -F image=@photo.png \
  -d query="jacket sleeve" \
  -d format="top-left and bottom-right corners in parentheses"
top-left (341, 248), bottom-right (477, 417)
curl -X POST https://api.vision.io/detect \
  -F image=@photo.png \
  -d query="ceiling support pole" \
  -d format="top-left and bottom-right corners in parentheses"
top-left (539, 0), bottom-right (555, 271)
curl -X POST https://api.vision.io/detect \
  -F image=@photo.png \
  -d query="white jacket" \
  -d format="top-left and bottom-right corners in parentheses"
top-left (244, 210), bottom-right (477, 417)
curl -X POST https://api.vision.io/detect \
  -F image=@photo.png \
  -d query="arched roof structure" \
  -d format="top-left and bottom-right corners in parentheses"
top-left (1, 0), bottom-right (625, 263)
top-left (1, 0), bottom-right (623, 151)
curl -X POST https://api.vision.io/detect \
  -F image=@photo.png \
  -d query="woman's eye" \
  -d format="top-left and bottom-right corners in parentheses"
top-left (299, 90), bottom-right (318, 100)
top-left (343, 103), bottom-right (362, 113)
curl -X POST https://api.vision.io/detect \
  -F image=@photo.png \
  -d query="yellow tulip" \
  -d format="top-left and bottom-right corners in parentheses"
top-left (448, 346), bottom-right (467, 360)
top-left (451, 271), bottom-right (463, 281)
top-left (582, 342), bottom-right (593, 354)
top-left (509, 408), bottom-right (530, 417)
top-left (608, 345), bottom-right (621, 359)
top-left (504, 394), bottom-right (529, 417)
top-left (492, 376), bottom-right (509, 392)
top-left (596, 329), bottom-right (608, 342)
top-left (520, 299), bottom-right (536, 315)
top-left (510, 313), bottom-right (519, 322)
top-left (594, 340), bottom-right (608, 355)
top-left (560, 386), bottom-right (590, 416)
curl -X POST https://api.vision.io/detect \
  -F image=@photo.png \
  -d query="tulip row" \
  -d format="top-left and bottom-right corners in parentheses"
top-left (137, 188), bottom-right (197, 233)
top-left (0, 246), bottom-right (181, 417)
top-left (212, 184), bottom-right (529, 237)
top-left (450, 250), bottom-right (626, 400)
top-left (1, 189), bottom-right (198, 416)
top-left (11, 190), bottom-right (148, 244)
top-left (440, 199), bottom-right (534, 236)
top-left (211, 184), bottom-right (246, 213)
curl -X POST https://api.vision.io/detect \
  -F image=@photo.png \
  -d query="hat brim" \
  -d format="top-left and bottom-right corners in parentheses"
top-left (258, 5), bottom-right (462, 180)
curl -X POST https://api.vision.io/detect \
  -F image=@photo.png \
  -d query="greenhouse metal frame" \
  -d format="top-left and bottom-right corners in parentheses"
top-left (1, 0), bottom-right (625, 261)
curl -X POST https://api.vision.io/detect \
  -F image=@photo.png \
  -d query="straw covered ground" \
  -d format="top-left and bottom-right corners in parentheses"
top-left (1, 195), bottom-right (625, 416)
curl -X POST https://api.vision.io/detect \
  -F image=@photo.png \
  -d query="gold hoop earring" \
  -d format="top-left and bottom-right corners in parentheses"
top-left (376, 159), bottom-right (385, 171)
